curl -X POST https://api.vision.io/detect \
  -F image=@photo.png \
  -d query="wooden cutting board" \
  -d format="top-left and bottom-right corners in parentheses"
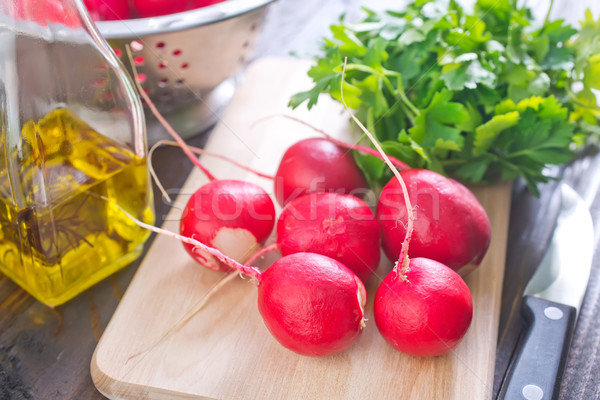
top-left (91, 57), bottom-right (511, 400)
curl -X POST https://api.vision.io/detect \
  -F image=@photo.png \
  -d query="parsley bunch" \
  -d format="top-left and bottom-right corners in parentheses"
top-left (290, 0), bottom-right (600, 194)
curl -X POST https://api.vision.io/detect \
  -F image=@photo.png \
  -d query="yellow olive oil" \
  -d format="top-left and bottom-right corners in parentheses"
top-left (0, 109), bottom-right (154, 306)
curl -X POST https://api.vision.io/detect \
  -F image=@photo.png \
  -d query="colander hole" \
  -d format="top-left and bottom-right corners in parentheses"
top-left (113, 48), bottom-right (122, 58)
top-left (137, 73), bottom-right (147, 84)
top-left (156, 42), bottom-right (165, 49)
top-left (158, 78), bottom-right (169, 88)
top-left (91, 78), bottom-right (107, 88)
top-left (242, 41), bottom-right (250, 48)
top-left (134, 56), bottom-right (145, 66)
top-left (158, 62), bottom-right (167, 69)
top-left (172, 49), bottom-right (182, 56)
top-left (181, 63), bottom-right (189, 70)
top-left (250, 23), bottom-right (257, 31)
top-left (130, 40), bottom-right (144, 52)
top-left (174, 79), bottom-right (185, 88)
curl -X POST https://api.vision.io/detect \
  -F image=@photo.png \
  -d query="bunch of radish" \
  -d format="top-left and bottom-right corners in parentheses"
top-left (127, 56), bottom-right (491, 359)
top-left (271, 127), bottom-right (488, 356)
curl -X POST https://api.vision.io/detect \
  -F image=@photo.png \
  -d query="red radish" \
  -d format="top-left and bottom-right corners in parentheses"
top-left (274, 138), bottom-right (368, 206)
top-left (16, 0), bottom-right (79, 27)
top-left (128, 52), bottom-right (275, 271)
top-left (84, 0), bottom-right (131, 21)
top-left (189, 0), bottom-right (225, 8)
top-left (276, 192), bottom-right (380, 283)
top-left (180, 179), bottom-right (275, 271)
top-left (337, 63), bottom-right (475, 357)
top-left (373, 257), bottom-right (473, 357)
top-left (376, 169), bottom-right (491, 275)
top-left (258, 253), bottom-right (366, 357)
top-left (132, 0), bottom-right (189, 17)
top-left (268, 115), bottom-right (410, 207)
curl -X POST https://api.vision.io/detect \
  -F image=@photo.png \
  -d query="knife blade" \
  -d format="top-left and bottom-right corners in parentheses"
top-left (500, 184), bottom-right (594, 400)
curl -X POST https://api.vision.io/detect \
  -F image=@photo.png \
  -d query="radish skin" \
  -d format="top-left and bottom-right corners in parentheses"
top-left (376, 169), bottom-right (491, 275)
top-left (274, 138), bottom-right (368, 206)
top-left (258, 253), bottom-right (366, 357)
top-left (277, 192), bottom-right (380, 283)
top-left (374, 258), bottom-right (473, 357)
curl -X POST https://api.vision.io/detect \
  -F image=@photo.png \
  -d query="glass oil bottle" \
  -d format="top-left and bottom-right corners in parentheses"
top-left (0, 0), bottom-right (155, 306)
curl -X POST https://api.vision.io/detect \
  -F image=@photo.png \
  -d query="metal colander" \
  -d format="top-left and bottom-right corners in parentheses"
top-left (96, 0), bottom-right (275, 143)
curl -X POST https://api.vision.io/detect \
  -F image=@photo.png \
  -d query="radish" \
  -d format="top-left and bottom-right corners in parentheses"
top-left (258, 253), bottom-right (366, 357)
top-left (132, 0), bottom-right (189, 17)
top-left (338, 61), bottom-right (475, 357)
top-left (128, 52), bottom-right (276, 271)
top-left (373, 258), bottom-right (473, 356)
top-left (189, 0), bottom-right (225, 8)
top-left (16, 0), bottom-right (79, 27)
top-left (376, 169), bottom-right (491, 275)
top-left (274, 138), bottom-right (368, 207)
top-left (276, 192), bottom-right (380, 283)
top-left (180, 179), bottom-right (275, 270)
top-left (84, 0), bottom-right (131, 21)
top-left (271, 116), bottom-right (411, 207)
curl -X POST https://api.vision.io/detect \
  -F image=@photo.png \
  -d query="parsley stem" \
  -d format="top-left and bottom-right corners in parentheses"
top-left (566, 87), bottom-right (600, 111)
top-left (506, 149), bottom-right (534, 158)
top-left (398, 90), bottom-right (420, 119)
top-left (341, 63), bottom-right (420, 121)
top-left (544, 0), bottom-right (555, 26)
top-left (441, 159), bottom-right (468, 166)
top-left (399, 103), bottom-right (416, 125)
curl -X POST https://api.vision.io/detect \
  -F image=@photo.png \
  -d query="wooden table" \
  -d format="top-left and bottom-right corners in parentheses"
top-left (1, 1), bottom-right (599, 399)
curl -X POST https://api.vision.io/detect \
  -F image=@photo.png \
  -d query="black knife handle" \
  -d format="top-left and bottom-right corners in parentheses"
top-left (501, 295), bottom-right (577, 400)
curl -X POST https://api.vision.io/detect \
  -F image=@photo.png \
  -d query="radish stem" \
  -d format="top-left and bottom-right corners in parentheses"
top-left (125, 45), bottom-right (217, 182)
top-left (340, 58), bottom-right (414, 276)
top-left (253, 114), bottom-right (411, 171)
top-left (153, 140), bottom-right (275, 180)
top-left (244, 243), bottom-right (279, 265)
top-left (100, 194), bottom-right (263, 281)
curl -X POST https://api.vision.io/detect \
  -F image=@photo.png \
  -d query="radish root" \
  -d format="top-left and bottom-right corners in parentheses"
top-left (124, 242), bottom-right (279, 363)
top-left (148, 140), bottom-right (175, 204)
top-left (126, 45), bottom-right (217, 182)
top-left (339, 57), bottom-right (414, 276)
top-left (125, 271), bottom-right (240, 363)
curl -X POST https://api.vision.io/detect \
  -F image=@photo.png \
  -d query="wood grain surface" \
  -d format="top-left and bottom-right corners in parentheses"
top-left (1, 1), bottom-right (599, 400)
top-left (91, 57), bottom-right (511, 400)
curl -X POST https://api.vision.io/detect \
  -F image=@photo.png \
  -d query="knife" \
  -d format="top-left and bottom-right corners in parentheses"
top-left (500, 184), bottom-right (594, 400)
